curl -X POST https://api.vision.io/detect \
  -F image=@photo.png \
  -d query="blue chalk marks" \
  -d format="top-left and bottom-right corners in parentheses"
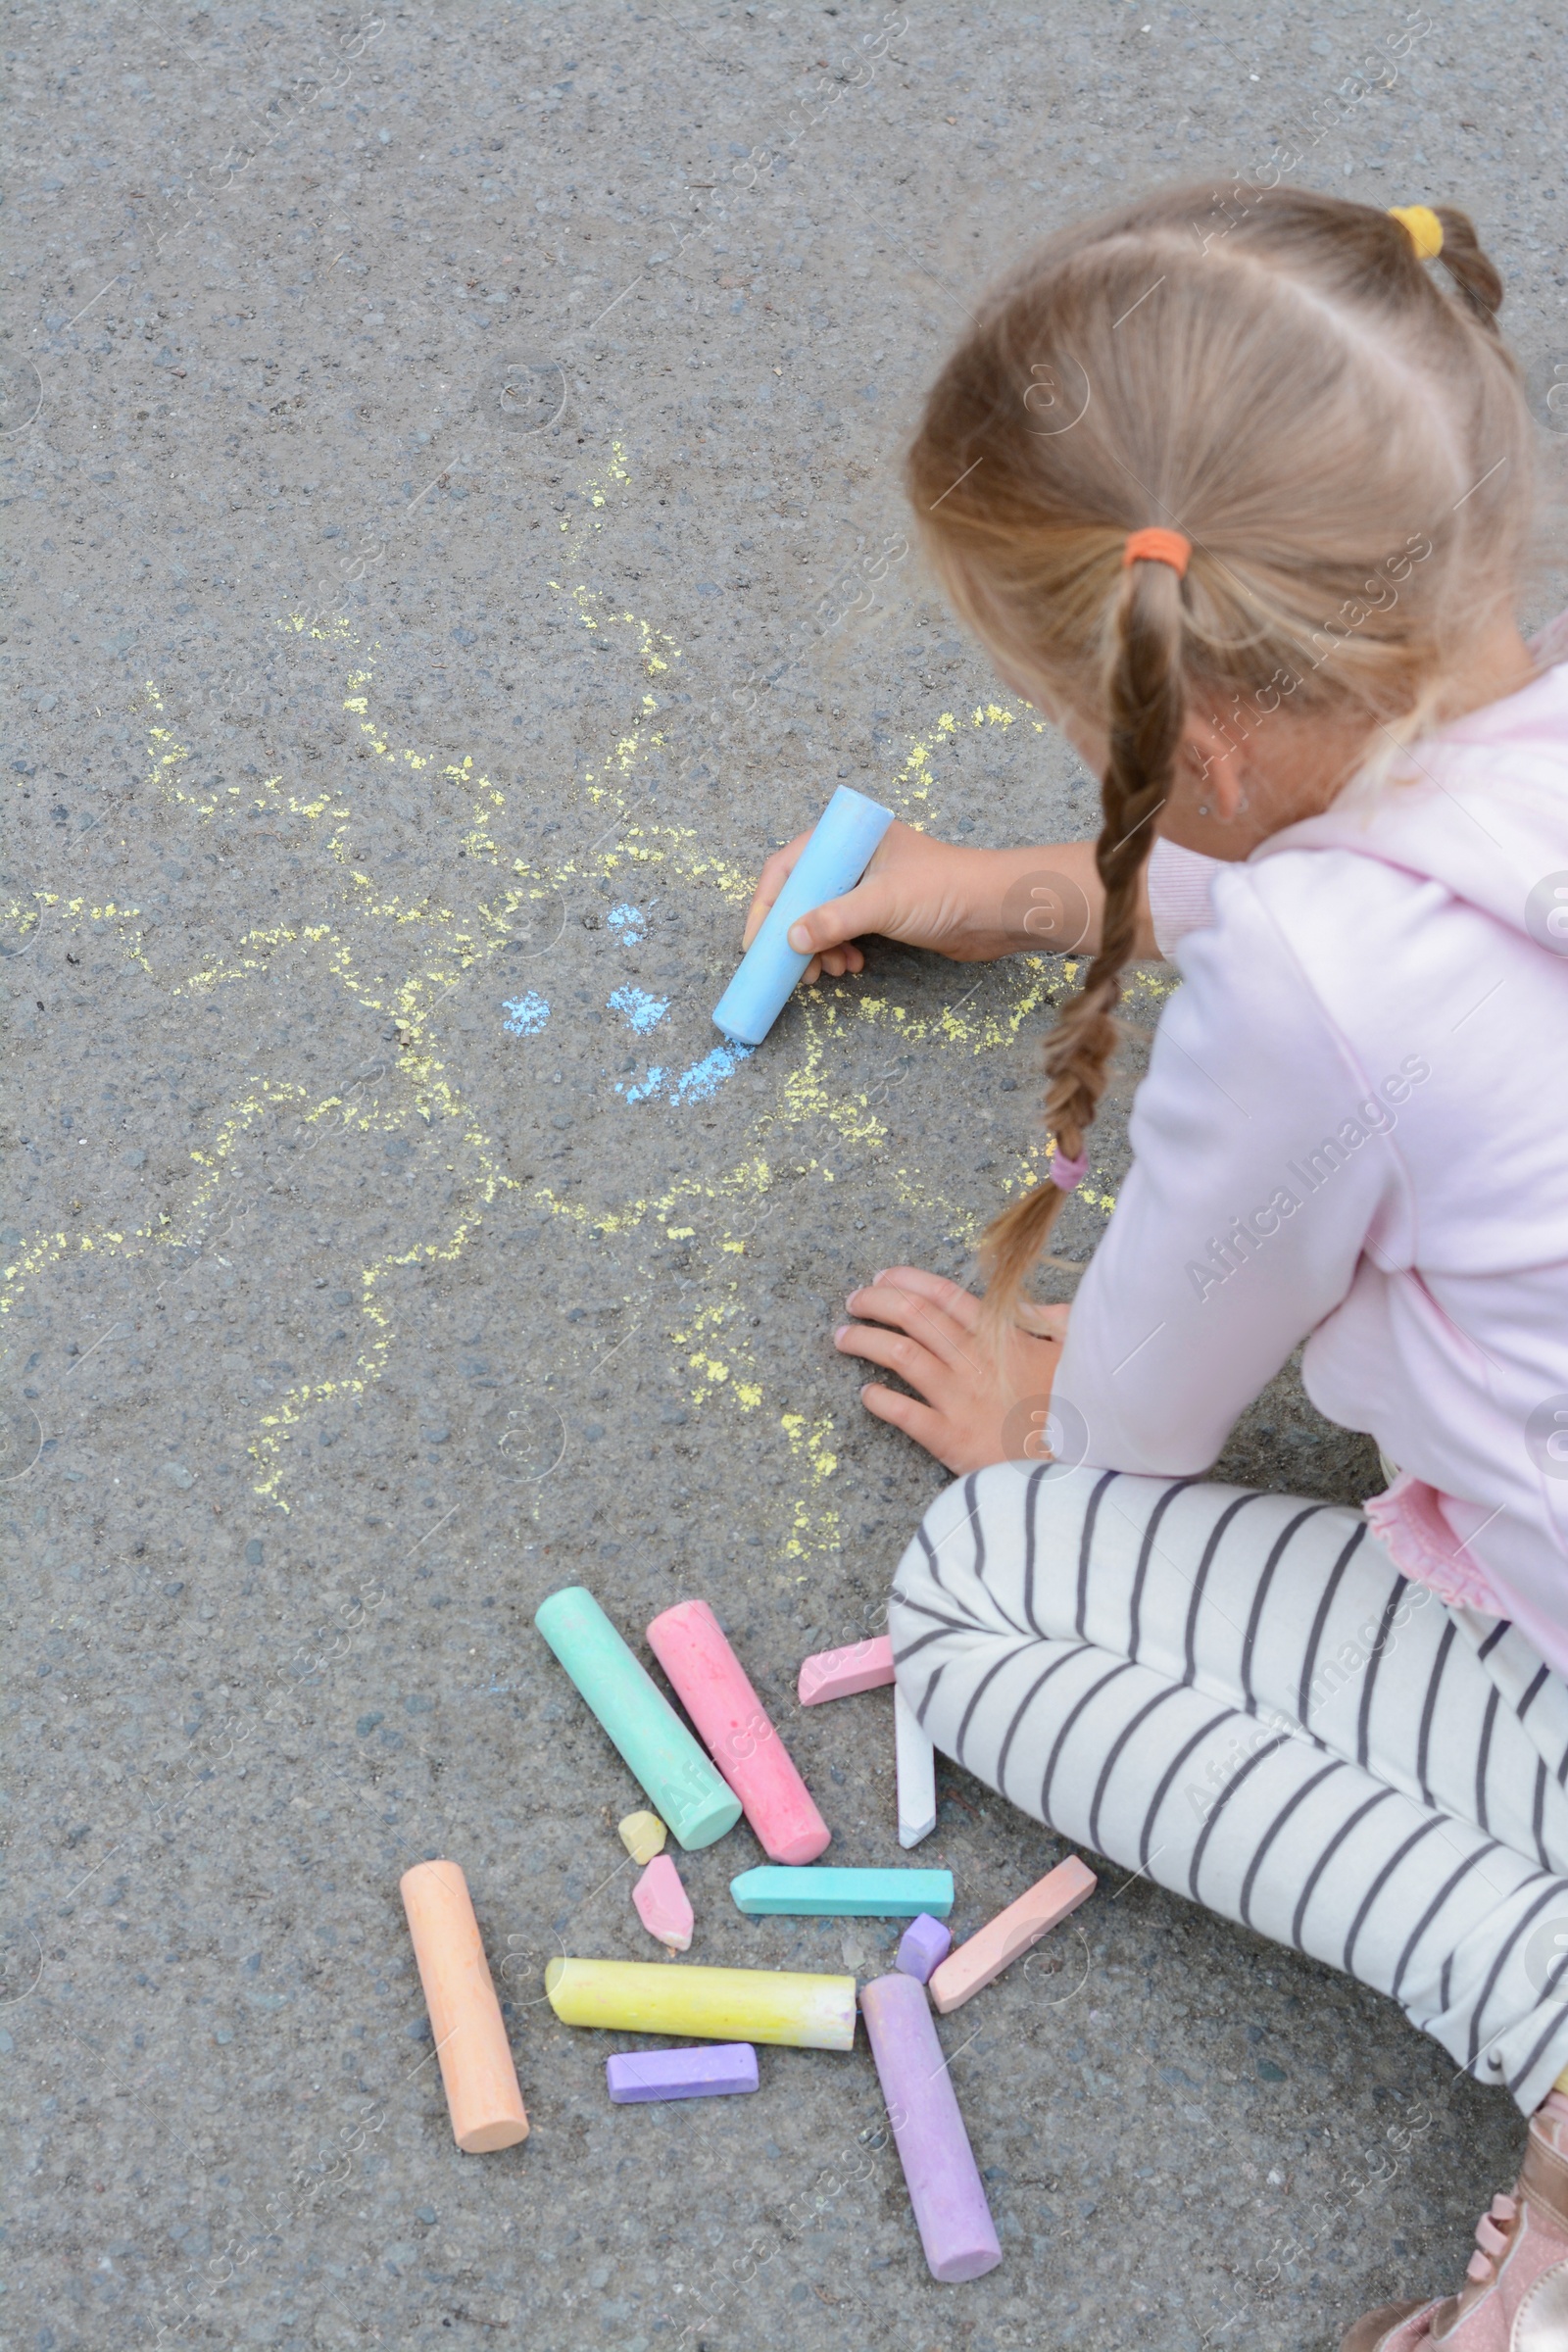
top-left (609, 985), bottom-right (669, 1034)
top-left (607, 903), bottom-right (646, 946)
top-left (503, 993), bottom-right (551, 1036)
top-left (671, 1042), bottom-right (753, 1102)
top-left (615, 1041), bottom-right (754, 1105)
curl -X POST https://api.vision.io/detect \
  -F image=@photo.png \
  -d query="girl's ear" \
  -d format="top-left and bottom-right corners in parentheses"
top-left (1177, 710), bottom-right (1247, 817)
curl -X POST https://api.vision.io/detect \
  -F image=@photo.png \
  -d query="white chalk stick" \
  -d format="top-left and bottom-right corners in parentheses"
top-left (895, 1689), bottom-right (937, 1849)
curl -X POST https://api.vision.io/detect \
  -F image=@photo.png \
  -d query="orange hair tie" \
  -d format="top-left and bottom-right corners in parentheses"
top-left (1123, 526), bottom-right (1191, 576)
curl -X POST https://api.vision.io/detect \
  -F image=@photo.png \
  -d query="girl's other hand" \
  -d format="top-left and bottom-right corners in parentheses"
top-left (834, 1267), bottom-right (1071, 1473)
top-left (740, 824), bottom-right (1115, 985)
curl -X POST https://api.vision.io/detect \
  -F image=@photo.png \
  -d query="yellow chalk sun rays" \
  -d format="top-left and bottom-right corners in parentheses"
top-left (4, 590), bottom-right (1070, 1545)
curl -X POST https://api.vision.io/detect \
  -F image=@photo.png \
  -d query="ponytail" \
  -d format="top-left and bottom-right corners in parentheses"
top-left (1431, 205), bottom-right (1504, 332)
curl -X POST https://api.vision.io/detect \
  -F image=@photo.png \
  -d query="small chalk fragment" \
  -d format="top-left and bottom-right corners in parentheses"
top-left (607, 2044), bottom-right (760, 2104)
top-left (547, 1957), bottom-right (856, 2050)
top-left (895, 1688), bottom-right (937, 1849)
top-left (633, 1853), bottom-right (694, 1952)
top-left (896, 1914), bottom-right (954, 1984)
top-left (618, 1810), bottom-right (666, 1865)
top-left (927, 1856), bottom-right (1098, 2014)
top-left (731, 1866), bottom-right (953, 1919)
top-left (798, 1634), bottom-right (895, 1705)
top-left (860, 1972), bottom-right (1003, 2282)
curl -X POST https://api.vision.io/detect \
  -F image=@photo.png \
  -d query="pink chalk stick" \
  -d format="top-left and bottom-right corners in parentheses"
top-left (632, 1853), bottom-right (694, 1951)
top-left (927, 1856), bottom-right (1097, 2015)
top-left (797, 1634), bottom-right (896, 1706)
top-left (647, 1599), bottom-right (831, 1866)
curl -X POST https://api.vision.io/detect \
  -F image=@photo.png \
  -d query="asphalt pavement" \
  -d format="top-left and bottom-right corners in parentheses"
top-left (5, 3), bottom-right (1565, 2345)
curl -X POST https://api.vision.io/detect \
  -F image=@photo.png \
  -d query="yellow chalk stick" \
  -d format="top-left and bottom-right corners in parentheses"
top-left (544, 1956), bottom-right (856, 2051)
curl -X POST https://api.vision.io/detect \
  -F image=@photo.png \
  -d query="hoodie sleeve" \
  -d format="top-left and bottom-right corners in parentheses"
top-left (1053, 869), bottom-right (1413, 1475)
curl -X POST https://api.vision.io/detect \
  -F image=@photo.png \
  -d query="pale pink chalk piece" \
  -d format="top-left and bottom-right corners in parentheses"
top-left (633, 1853), bottom-right (695, 1952)
top-left (927, 1856), bottom-right (1098, 2015)
top-left (798, 1634), bottom-right (896, 1706)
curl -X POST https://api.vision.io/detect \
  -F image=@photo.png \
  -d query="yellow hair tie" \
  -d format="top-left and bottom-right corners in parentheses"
top-left (1389, 204), bottom-right (1444, 261)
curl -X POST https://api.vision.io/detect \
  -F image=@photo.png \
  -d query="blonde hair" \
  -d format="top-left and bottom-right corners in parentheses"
top-left (905, 184), bottom-right (1535, 1335)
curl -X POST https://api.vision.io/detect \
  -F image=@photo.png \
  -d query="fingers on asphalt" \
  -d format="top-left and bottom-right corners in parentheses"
top-left (869, 1267), bottom-right (984, 1333)
top-left (858, 1379), bottom-right (948, 1454)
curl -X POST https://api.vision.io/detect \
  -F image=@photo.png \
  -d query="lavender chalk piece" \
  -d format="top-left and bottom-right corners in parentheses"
top-left (859, 1973), bottom-right (1003, 2284)
top-left (606, 2044), bottom-right (760, 2104)
top-left (896, 1914), bottom-right (954, 1984)
top-left (712, 786), bottom-right (895, 1048)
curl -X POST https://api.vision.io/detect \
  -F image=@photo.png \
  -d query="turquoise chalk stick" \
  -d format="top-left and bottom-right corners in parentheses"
top-left (535, 1586), bottom-right (742, 1851)
top-left (731, 1867), bottom-right (955, 1919)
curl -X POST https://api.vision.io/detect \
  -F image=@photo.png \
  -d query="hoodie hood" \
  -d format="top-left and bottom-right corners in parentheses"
top-left (1251, 642), bottom-right (1568, 951)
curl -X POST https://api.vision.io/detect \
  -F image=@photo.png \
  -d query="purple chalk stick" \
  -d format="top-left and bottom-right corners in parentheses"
top-left (859, 1974), bottom-right (1003, 2282)
top-left (896, 1913), bottom-right (954, 1984)
top-left (606, 2044), bottom-right (760, 2104)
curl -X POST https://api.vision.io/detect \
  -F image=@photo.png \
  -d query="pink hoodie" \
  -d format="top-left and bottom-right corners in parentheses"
top-left (1053, 638), bottom-right (1568, 1674)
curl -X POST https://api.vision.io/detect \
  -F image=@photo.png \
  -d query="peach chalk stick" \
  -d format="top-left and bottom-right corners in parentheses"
top-left (400, 1860), bottom-right (529, 2153)
top-left (927, 1856), bottom-right (1098, 2015)
top-left (798, 1634), bottom-right (895, 1705)
top-left (647, 1597), bottom-right (831, 1865)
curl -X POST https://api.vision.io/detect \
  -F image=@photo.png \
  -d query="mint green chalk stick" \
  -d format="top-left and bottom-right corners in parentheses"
top-left (534, 1586), bottom-right (742, 1851)
top-left (731, 1867), bottom-right (955, 1918)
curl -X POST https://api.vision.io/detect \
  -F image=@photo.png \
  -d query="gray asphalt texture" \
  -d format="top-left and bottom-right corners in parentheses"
top-left (5, 4), bottom-right (1566, 2347)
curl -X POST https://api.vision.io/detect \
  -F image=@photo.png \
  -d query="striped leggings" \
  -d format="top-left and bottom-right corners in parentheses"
top-left (888, 1464), bottom-right (1568, 2115)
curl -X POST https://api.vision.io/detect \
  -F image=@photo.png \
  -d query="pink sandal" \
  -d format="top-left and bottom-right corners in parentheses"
top-left (1341, 2091), bottom-right (1568, 2348)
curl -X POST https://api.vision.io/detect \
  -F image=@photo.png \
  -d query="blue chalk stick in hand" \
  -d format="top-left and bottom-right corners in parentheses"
top-left (606, 2044), bottom-right (760, 2103)
top-left (712, 785), bottom-right (895, 1047)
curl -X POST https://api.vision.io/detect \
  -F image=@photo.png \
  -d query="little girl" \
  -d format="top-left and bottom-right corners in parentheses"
top-left (744, 187), bottom-right (1568, 2347)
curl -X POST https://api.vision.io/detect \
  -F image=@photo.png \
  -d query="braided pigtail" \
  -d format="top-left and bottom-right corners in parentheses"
top-left (978, 550), bottom-right (1187, 1340)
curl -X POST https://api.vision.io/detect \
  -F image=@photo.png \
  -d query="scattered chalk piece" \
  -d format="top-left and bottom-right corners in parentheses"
top-left (546, 1957), bottom-right (857, 2051)
top-left (400, 1861), bottom-right (529, 2154)
top-left (731, 1865), bottom-right (953, 1919)
top-left (798, 1634), bottom-right (895, 1705)
top-left (895, 1913), bottom-right (953, 1984)
top-left (860, 1973), bottom-right (1002, 2282)
top-left (927, 1856), bottom-right (1097, 2014)
top-left (647, 1597), bottom-right (830, 1864)
top-left (607, 2044), bottom-right (760, 2104)
top-left (618, 1809), bottom-right (667, 1866)
top-left (633, 1853), bottom-right (694, 1952)
top-left (895, 1688), bottom-right (937, 1849)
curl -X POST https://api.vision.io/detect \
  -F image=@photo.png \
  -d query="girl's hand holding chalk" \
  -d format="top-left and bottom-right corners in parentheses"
top-left (834, 1267), bottom-right (1070, 1473)
top-left (742, 827), bottom-right (1154, 984)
